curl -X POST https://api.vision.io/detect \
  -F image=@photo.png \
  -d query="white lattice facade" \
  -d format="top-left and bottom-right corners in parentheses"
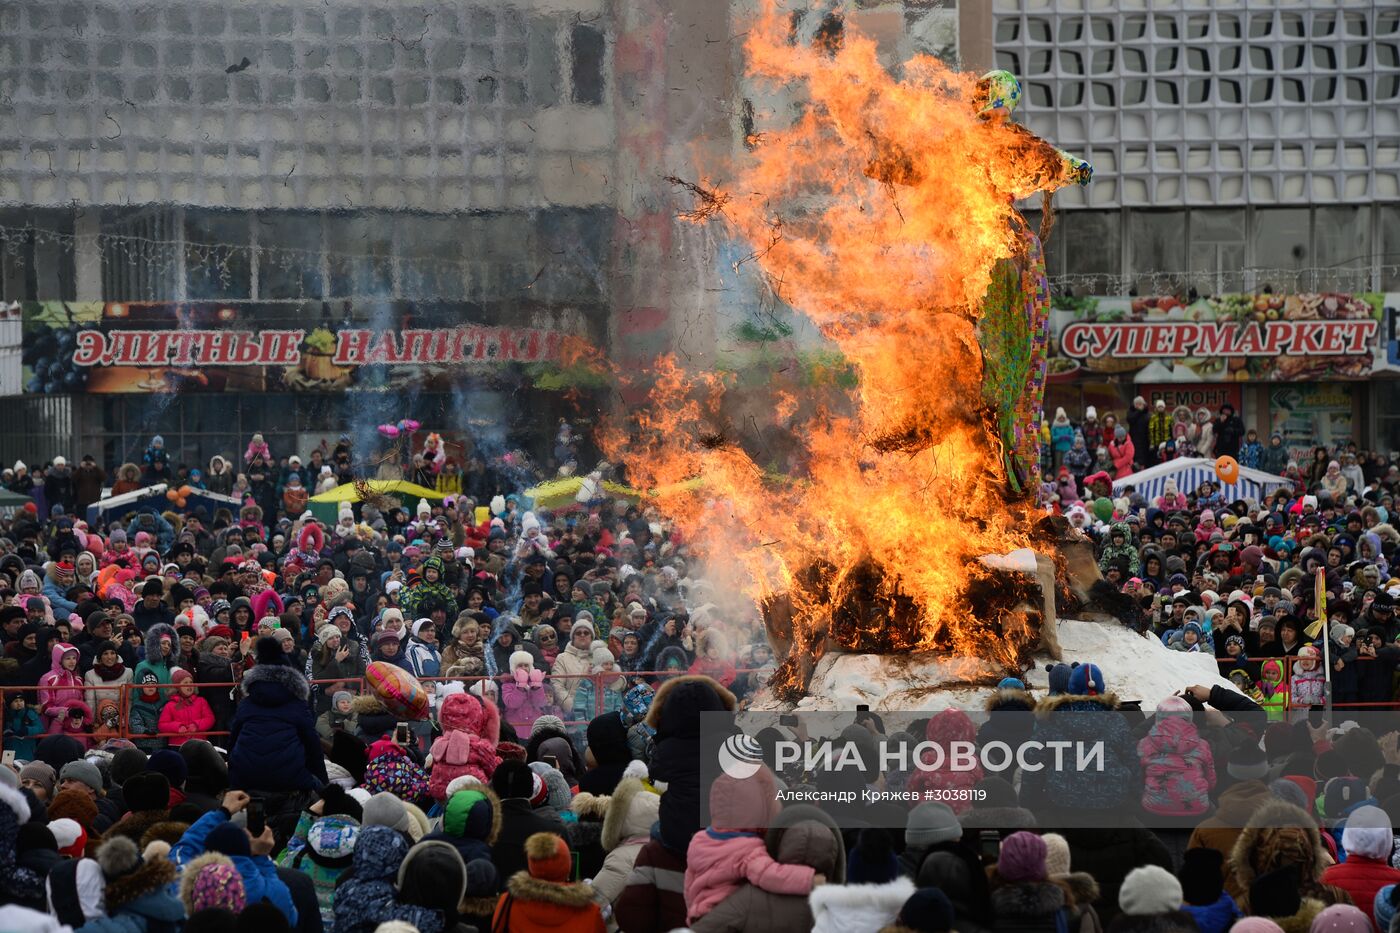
top-left (994, 0), bottom-right (1400, 208)
top-left (0, 0), bottom-right (613, 212)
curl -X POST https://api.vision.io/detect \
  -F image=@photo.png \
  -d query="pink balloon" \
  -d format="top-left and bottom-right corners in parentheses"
top-left (378, 424), bottom-right (400, 438)
top-left (400, 419), bottom-right (420, 433)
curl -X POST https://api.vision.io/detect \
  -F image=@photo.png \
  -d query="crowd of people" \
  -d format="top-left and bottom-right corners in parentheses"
top-left (0, 421), bottom-right (1399, 933)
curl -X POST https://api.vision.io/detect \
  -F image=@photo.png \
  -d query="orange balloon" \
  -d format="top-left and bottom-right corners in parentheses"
top-left (179, 485), bottom-right (193, 497)
top-left (175, 497), bottom-right (187, 508)
top-left (1215, 455), bottom-right (1240, 486)
top-left (165, 489), bottom-right (179, 501)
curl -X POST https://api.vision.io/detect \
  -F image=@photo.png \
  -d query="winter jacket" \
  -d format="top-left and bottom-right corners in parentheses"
top-left (1109, 437), bottom-right (1135, 479)
top-left (908, 710), bottom-right (984, 814)
top-left (614, 831), bottom-right (688, 933)
top-left (427, 692), bottom-right (502, 800)
top-left (684, 829), bottom-right (815, 924)
top-left (493, 797), bottom-right (567, 883)
top-left (1183, 893), bottom-right (1240, 933)
top-left (37, 642), bottom-right (85, 725)
top-left (332, 825), bottom-right (445, 933)
top-left (1022, 695), bottom-right (1140, 816)
top-left (550, 642), bottom-right (593, 710)
top-left (404, 636), bottom-right (442, 679)
top-left (126, 690), bottom-right (166, 751)
top-left (1292, 659), bottom-right (1326, 708)
top-left (84, 664), bottom-right (133, 710)
top-left (990, 879), bottom-right (1069, 933)
top-left (1055, 828), bottom-right (1173, 927)
top-left (691, 820), bottom-right (838, 933)
top-left (277, 811), bottom-right (360, 927)
top-left (1258, 660), bottom-right (1291, 721)
top-left (586, 779), bottom-right (662, 910)
top-left (646, 675), bottom-right (737, 853)
top-left (810, 877), bottom-right (916, 933)
top-left (1137, 715), bottom-right (1215, 816)
top-left (228, 661), bottom-right (327, 792)
top-left (1186, 780), bottom-right (1273, 900)
top-left (170, 809), bottom-right (298, 924)
top-left (156, 693), bottom-right (215, 746)
top-left (493, 867), bottom-right (607, 933)
top-left (1321, 856), bottom-right (1400, 930)
top-left (74, 850), bottom-right (182, 933)
top-left (3, 707), bottom-right (43, 760)
top-left (503, 680), bottom-right (554, 735)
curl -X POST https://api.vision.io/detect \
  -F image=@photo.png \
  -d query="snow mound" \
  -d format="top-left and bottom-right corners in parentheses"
top-left (766, 618), bottom-right (1237, 712)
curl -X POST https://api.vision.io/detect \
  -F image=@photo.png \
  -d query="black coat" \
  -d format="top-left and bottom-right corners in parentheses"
top-left (197, 650), bottom-right (238, 731)
top-left (228, 661), bottom-right (327, 792)
top-left (646, 675), bottom-right (735, 853)
top-left (491, 798), bottom-right (565, 881)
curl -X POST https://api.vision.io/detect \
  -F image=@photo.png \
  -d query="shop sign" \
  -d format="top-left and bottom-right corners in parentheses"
top-left (21, 301), bottom-right (586, 394)
top-left (1048, 292), bottom-right (1383, 383)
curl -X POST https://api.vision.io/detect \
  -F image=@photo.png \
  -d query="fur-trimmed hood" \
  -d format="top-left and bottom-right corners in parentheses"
top-left (1229, 799), bottom-right (1334, 903)
top-left (353, 692), bottom-right (389, 715)
top-left (811, 876), bottom-right (917, 915)
top-left (1035, 692), bottom-right (1122, 714)
top-left (990, 879), bottom-right (1068, 917)
top-left (506, 870), bottom-right (603, 908)
top-left (601, 778), bottom-right (661, 851)
top-left (570, 791), bottom-right (611, 823)
top-left (143, 623), bottom-right (177, 665)
top-left (644, 673), bottom-right (736, 733)
top-left (178, 851), bottom-right (239, 913)
top-left (97, 836), bottom-right (179, 911)
top-left (1054, 871), bottom-right (1100, 908)
top-left (986, 687), bottom-right (1035, 712)
top-left (241, 657), bottom-right (311, 703)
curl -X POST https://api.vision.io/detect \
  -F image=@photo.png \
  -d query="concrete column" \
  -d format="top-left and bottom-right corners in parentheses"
top-left (73, 208), bottom-right (102, 302)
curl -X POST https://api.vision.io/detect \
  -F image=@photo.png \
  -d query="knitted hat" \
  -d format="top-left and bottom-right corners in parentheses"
top-left (205, 821), bottom-right (252, 858)
top-left (168, 667), bottom-right (193, 686)
top-left (59, 759), bottom-right (103, 793)
top-left (996, 677), bottom-right (1026, 691)
top-left (847, 828), bottom-right (899, 885)
top-left (530, 715), bottom-right (566, 740)
top-left (48, 817), bottom-right (86, 858)
top-left (122, 772), bottom-right (171, 813)
top-left (524, 832), bottom-right (572, 882)
top-left (148, 748), bottom-right (188, 789)
top-left (331, 690), bottom-right (353, 708)
top-left (46, 788), bottom-right (97, 828)
top-left (590, 643), bottom-right (615, 667)
top-left (528, 771), bottom-right (549, 808)
top-left (1340, 804), bottom-right (1394, 860)
top-left (1046, 662), bottom-right (1076, 695)
top-left (897, 888), bottom-right (955, 933)
top-left (1178, 848), bottom-right (1225, 906)
top-left (1228, 742), bottom-right (1268, 782)
top-left (996, 831), bottom-right (1047, 883)
top-left (1042, 833), bottom-right (1070, 877)
top-left (1119, 865), bottom-right (1183, 916)
top-left (187, 857), bottom-right (247, 914)
top-left (1324, 777), bottom-right (1371, 820)
top-left (1310, 905), bottom-right (1372, 933)
top-left (508, 649), bottom-right (534, 673)
top-left (905, 802), bottom-right (962, 848)
top-left (1067, 663), bottom-right (1105, 697)
top-left (362, 792), bottom-right (411, 834)
top-left (316, 624), bottom-right (340, 645)
top-left (18, 761), bottom-right (56, 797)
top-left (1231, 921), bottom-right (1284, 933)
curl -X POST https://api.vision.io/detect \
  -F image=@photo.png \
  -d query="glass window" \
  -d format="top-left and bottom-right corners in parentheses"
top-left (1314, 206), bottom-right (1371, 292)
top-left (1250, 207), bottom-right (1310, 292)
top-left (1128, 211), bottom-right (1187, 291)
top-left (185, 210), bottom-right (253, 300)
top-left (397, 214), bottom-right (465, 300)
top-left (1061, 211), bottom-right (1121, 290)
top-left (256, 212), bottom-right (324, 300)
top-left (326, 213), bottom-right (394, 298)
top-left (1381, 205), bottom-right (1400, 290)
top-left (0, 208), bottom-right (75, 302)
top-left (1190, 209), bottom-right (1247, 293)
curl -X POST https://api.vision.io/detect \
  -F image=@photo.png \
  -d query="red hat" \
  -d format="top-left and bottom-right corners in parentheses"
top-left (170, 667), bottom-right (193, 685)
top-left (208, 625), bottom-right (234, 640)
top-left (529, 772), bottom-right (549, 808)
top-left (525, 832), bottom-right (572, 882)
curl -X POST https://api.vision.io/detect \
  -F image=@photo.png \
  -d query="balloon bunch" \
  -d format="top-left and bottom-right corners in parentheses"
top-left (164, 484), bottom-right (195, 509)
top-left (377, 418), bottom-right (421, 439)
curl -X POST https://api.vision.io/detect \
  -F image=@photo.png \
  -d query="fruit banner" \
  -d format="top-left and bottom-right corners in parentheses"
top-left (1047, 292), bottom-right (1384, 383)
top-left (21, 301), bottom-right (589, 394)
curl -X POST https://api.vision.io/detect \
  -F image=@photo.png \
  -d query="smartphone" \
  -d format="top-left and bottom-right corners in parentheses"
top-left (1, 750), bottom-right (15, 768)
top-left (543, 755), bottom-right (560, 770)
top-left (778, 714), bottom-right (798, 727)
top-left (979, 830), bottom-right (1000, 860)
top-left (394, 722), bottom-right (411, 745)
top-left (246, 798), bottom-right (265, 837)
top-left (855, 704), bottom-right (870, 713)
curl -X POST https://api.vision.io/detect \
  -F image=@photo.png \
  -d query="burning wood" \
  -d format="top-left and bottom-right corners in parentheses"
top-left (605, 3), bottom-right (1092, 700)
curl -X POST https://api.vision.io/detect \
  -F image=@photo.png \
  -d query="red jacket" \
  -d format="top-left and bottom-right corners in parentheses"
top-left (157, 693), bottom-right (216, 746)
top-left (1321, 857), bottom-right (1400, 931)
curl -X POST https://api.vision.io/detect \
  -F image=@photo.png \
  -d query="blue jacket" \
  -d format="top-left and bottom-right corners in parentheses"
top-left (404, 637), bottom-right (442, 678)
top-left (171, 810), bottom-right (298, 926)
top-left (228, 661), bottom-right (327, 792)
top-left (75, 890), bottom-right (184, 933)
top-left (1184, 893), bottom-right (1240, 933)
top-left (42, 577), bottom-right (76, 620)
top-left (331, 825), bottom-right (444, 933)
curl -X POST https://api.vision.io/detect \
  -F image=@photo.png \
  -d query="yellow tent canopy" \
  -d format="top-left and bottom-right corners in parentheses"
top-left (309, 480), bottom-right (446, 503)
top-left (523, 477), bottom-right (640, 510)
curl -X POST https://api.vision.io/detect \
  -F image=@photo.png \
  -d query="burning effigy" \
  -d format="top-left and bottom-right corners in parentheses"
top-left (605, 3), bottom-right (1094, 701)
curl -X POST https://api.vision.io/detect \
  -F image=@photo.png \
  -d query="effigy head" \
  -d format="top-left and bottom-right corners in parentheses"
top-left (976, 70), bottom-right (1022, 118)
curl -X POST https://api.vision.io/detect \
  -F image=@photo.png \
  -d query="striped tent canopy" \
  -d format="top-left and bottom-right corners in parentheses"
top-left (1111, 457), bottom-right (1294, 506)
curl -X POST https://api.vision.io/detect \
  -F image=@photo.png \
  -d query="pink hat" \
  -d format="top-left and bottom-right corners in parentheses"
top-left (188, 858), bottom-right (246, 913)
top-left (997, 831), bottom-right (1047, 883)
top-left (170, 667), bottom-right (193, 685)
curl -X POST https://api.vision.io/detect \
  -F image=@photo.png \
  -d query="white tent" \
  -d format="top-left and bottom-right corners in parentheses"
top-left (1110, 457), bottom-right (1293, 506)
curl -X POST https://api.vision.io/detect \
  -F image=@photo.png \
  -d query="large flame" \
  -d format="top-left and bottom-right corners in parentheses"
top-left (603, 3), bottom-right (1086, 698)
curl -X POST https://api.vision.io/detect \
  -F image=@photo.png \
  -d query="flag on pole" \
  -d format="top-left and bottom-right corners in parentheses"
top-left (1304, 568), bottom-right (1327, 640)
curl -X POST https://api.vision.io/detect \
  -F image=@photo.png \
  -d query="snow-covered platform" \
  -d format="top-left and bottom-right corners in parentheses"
top-left (754, 618), bottom-right (1236, 712)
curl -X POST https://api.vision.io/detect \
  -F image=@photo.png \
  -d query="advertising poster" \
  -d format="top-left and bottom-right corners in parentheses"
top-left (1047, 292), bottom-right (1383, 384)
top-left (1269, 384), bottom-right (1354, 464)
top-left (21, 301), bottom-right (590, 394)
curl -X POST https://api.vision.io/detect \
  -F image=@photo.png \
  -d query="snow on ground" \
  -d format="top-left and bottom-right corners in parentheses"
top-left (764, 618), bottom-right (1238, 712)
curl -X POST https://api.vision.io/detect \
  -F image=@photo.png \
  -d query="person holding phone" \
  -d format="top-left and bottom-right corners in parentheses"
top-left (169, 789), bottom-right (299, 925)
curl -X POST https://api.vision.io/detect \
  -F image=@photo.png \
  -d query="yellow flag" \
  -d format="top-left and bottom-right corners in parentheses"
top-left (1304, 568), bottom-right (1327, 640)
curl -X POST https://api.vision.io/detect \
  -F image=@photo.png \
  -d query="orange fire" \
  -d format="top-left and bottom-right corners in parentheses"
top-left (602, 3), bottom-right (1087, 698)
